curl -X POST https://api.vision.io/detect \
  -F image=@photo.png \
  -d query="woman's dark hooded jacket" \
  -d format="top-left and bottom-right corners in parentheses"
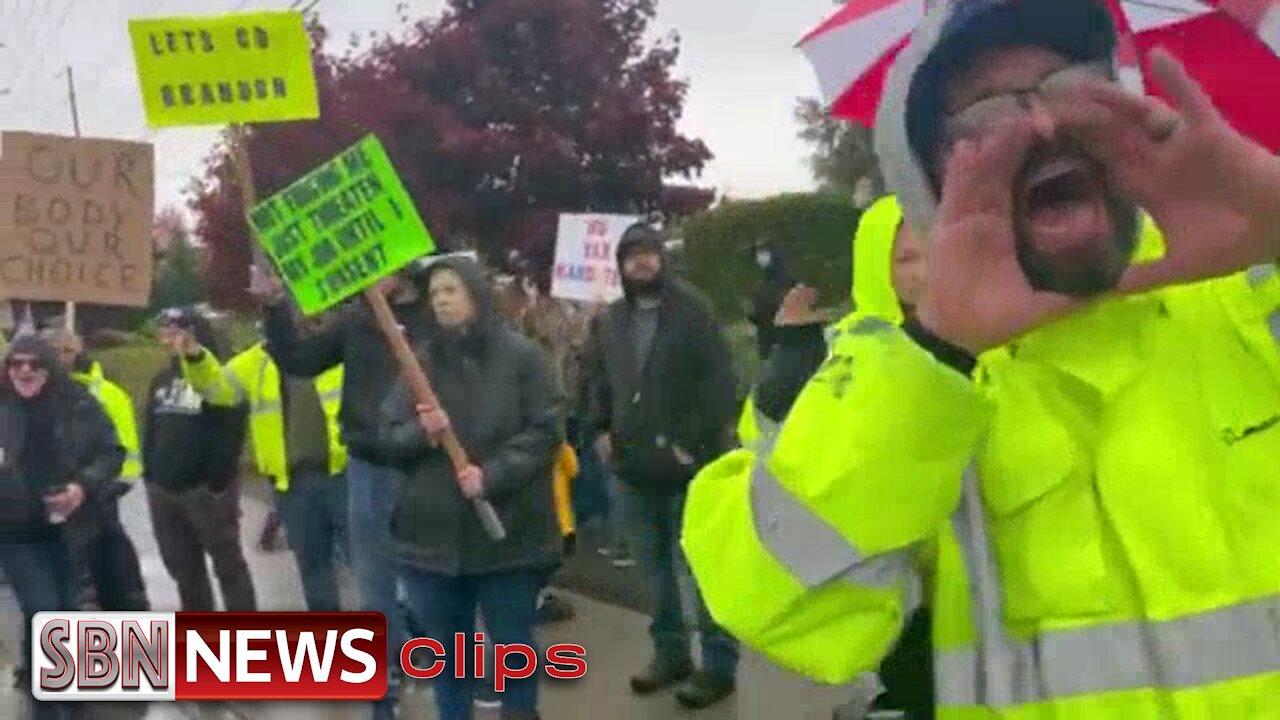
top-left (380, 258), bottom-right (561, 576)
top-left (0, 335), bottom-right (124, 542)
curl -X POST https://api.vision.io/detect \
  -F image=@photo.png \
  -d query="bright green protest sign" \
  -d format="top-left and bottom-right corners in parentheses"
top-left (247, 135), bottom-right (435, 315)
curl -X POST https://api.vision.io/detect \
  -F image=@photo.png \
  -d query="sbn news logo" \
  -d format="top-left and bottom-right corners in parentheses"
top-left (33, 612), bottom-right (386, 701)
top-left (33, 611), bottom-right (588, 701)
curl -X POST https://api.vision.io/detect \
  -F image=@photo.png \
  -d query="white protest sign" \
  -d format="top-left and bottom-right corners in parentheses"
top-left (550, 213), bottom-right (637, 303)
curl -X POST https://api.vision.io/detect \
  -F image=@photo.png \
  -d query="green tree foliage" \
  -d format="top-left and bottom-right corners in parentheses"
top-left (194, 0), bottom-right (713, 308)
top-left (795, 97), bottom-right (883, 197)
top-left (151, 229), bottom-right (205, 313)
top-left (681, 192), bottom-right (858, 319)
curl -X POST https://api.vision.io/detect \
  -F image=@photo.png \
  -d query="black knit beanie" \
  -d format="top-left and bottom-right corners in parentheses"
top-left (906, 0), bottom-right (1118, 181)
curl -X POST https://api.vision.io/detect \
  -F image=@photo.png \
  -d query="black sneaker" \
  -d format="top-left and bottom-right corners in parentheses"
top-left (473, 680), bottom-right (501, 710)
top-left (535, 593), bottom-right (575, 625)
top-left (629, 656), bottom-right (693, 695)
top-left (674, 672), bottom-right (735, 709)
top-left (611, 549), bottom-right (637, 569)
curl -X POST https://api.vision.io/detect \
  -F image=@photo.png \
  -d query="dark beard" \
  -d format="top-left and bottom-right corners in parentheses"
top-left (1015, 193), bottom-right (1142, 299)
top-left (622, 273), bottom-right (664, 298)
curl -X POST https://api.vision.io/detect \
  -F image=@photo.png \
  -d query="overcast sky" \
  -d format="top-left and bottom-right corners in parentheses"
top-left (0, 0), bottom-right (838, 219)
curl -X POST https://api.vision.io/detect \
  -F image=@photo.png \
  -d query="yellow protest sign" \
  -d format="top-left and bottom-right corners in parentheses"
top-left (128, 11), bottom-right (319, 127)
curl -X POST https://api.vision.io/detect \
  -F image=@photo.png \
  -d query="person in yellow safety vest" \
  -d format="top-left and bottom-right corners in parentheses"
top-left (683, 0), bottom-right (1280, 717)
top-left (175, 334), bottom-right (348, 613)
top-left (739, 194), bottom-right (942, 719)
top-left (744, 196), bottom-right (1170, 717)
top-left (44, 328), bottom-right (150, 612)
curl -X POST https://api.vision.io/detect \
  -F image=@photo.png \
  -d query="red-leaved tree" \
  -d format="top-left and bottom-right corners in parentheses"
top-left (192, 0), bottom-right (713, 309)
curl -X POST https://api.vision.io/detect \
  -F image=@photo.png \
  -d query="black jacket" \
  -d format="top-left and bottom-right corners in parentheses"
top-left (747, 253), bottom-right (796, 361)
top-left (0, 363), bottom-right (124, 543)
top-left (379, 258), bottom-right (561, 576)
top-left (264, 296), bottom-right (431, 466)
top-left (588, 278), bottom-right (738, 495)
top-left (753, 318), bottom-right (976, 426)
top-left (143, 317), bottom-right (248, 492)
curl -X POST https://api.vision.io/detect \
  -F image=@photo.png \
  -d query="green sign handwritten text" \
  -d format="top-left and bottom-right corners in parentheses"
top-left (247, 135), bottom-right (434, 315)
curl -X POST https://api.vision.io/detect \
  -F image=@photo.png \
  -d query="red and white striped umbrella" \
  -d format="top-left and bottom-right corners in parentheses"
top-left (799, 0), bottom-right (1280, 151)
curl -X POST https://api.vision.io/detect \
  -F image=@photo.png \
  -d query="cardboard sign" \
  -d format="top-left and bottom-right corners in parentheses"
top-left (247, 135), bottom-right (435, 315)
top-left (128, 11), bottom-right (319, 127)
top-left (550, 213), bottom-right (638, 303)
top-left (0, 132), bottom-right (155, 306)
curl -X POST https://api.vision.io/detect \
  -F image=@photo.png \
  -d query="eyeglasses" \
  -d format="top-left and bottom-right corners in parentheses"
top-left (942, 60), bottom-right (1114, 143)
top-left (8, 357), bottom-right (45, 372)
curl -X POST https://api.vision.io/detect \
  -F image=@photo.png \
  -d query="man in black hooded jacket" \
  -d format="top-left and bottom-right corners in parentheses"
top-left (0, 333), bottom-right (123, 719)
top-left (143, 306), bottom-right (255, 612)
top-left (257, 265), bottom-right (432, 720)
top-left (587, 222), bottom-right (740, 709)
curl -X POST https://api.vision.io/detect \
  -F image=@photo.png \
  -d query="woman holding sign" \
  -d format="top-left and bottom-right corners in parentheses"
top-left (380, 256), bottom-right (561, 720)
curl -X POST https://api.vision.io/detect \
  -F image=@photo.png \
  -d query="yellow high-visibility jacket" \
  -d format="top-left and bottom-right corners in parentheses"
top-left (553, 442), bottom-right (577, 539)
top-left (73, 362), bottom-right (142, 482)
top-left (685, 223), bottom-right (1280, 717)
top-left (181, 343), bottom-right (346, 493)
top-left (740, 196), bottom-right (909, 450)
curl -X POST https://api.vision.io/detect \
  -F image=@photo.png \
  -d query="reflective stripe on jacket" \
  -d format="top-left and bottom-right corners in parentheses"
top-left (181, 343), bottom-right (345, 493)
top-left (684, 266), bottom-right (1280, 715)
top-left (73, 362), bottom-right (141, 482)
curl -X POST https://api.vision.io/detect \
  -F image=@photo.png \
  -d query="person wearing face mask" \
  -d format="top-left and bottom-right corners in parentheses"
top-left (257, 263), bottom-right (433, 720)
top-left (745, 240), bottom-right (797, 362)
top-left (684, 0), bottom-right (1280, 717)
top-left (586, 222), bottom-right (740, 709)
top-left (0, 334), bottom-right (124, 719)
top-left (380, 257), bottom-right (560, 720)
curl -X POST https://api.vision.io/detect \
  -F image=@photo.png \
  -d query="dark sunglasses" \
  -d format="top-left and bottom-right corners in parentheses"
top-left (8, 357), bottom-right (46, 372)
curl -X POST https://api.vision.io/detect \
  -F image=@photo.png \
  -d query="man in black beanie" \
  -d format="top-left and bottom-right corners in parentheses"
top-left (586, 222), bottom-right (740, 709)
top-left (143, 307), bottom-right (255, 612)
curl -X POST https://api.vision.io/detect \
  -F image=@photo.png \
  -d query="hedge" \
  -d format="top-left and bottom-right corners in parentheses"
top-left (681, 192), bottom-right (859, 320)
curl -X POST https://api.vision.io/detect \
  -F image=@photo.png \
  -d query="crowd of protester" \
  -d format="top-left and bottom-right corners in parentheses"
top-left (0, 222), bottom-right (757, 720)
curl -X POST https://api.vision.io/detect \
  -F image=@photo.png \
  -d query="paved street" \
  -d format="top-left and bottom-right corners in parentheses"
top-left (1, 482), bottom-right (857, 719)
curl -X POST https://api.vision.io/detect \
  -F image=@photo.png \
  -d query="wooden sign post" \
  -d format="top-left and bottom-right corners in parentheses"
top-left (364, 287), bottom-right (507, 539)
top-left (234, 131), bottom-right (506, 540)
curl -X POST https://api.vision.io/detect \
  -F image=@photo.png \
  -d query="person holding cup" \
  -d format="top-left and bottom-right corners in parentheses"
top-left (0, 333), bottom-right (124, 719)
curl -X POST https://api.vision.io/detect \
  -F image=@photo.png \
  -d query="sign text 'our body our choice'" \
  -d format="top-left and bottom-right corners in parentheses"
top-left (0, 132), bottom-right (155, 306)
